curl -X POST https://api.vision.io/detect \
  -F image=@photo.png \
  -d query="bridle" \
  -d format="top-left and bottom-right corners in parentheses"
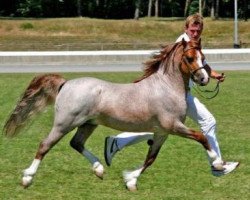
top-left (182, 46), bottom-right (221, 99)
top-left (182, 46), bottom-right (205, 81)
top-left (183, 56), bottom-right (205, 81)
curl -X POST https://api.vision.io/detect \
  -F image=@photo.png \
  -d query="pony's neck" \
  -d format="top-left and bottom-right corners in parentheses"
top-left (157, 63), bottom-right (188, 95)
top-left (157, 48), bottom-right (189, 94)
top-left (182, 74), bottom-right (191, 93)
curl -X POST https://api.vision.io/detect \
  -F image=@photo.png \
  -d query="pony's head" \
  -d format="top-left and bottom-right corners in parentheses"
top-left (180, 39), bottom-right (209, 86)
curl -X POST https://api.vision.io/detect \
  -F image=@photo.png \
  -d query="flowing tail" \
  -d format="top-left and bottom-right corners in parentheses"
top-left (3, 74), bottom-right (66, 137)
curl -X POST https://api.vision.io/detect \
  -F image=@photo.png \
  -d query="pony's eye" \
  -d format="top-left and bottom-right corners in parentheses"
top-left (186, 57), bottom-right (194, 62)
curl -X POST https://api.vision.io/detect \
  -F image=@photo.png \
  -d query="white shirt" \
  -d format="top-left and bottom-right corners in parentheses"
top-left (175, 33), bottom-right (190, 43)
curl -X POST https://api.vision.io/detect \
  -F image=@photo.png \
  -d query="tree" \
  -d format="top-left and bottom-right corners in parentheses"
top-left (148, 0), bottom-right (153, 17)
top-left (0, 0), bottom-right (18, 16)
top-left (77, 0), bottom-right (82, 17)
top-left (242, 0), bottom-right (248, 21)
top-left (165, 0), bottom-right (182, 17)
top-left (184, 0), bottom-right (192, 16)
top-left (17, 0), bottom-right (42, 17)
top-left (210, 0), bottom-right (219, 19)
top-left (0, 0), bottom-right (240, 19)
top-left (155, 0), bottom-right (159, 17)
top-left (147, 0), bottom-right (159, 17)
top-left (189, 0), bottom-right (199, 15)
top-left (210, 0), bottom-right (215, 19)
top-left (134, 0), bottom-right (141, 20)
top-left (215, 0), bottom-right (219, 19)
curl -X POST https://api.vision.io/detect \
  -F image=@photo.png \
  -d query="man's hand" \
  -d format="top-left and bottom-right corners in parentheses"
top-left (211, 70), bottom-right (226, 82)
top-left (215, 73), bottom-right (226, 82)
top-left (214, 73), bottom-right (226, 82)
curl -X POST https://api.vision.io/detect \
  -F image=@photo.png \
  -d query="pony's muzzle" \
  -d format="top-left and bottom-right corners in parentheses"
top-left (200, 77), bottom-right (210, 86)
top-left (192, 68), bottom-right (210, 86)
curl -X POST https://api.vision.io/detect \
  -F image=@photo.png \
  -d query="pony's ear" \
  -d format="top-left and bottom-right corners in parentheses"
top-left (198, 38), bottom-right (201, 46)
top-left (181, 38), bottom-right (187, 47)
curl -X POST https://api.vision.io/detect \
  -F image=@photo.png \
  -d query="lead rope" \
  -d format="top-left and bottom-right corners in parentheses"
top-left (192, 79), bottom-right (221, 99)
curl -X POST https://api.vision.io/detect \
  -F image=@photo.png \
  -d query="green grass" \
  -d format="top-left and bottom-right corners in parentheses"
top-left (0, 17), bottom-right (249, 50)
top-left (0, 72), bottom-right (250, 200)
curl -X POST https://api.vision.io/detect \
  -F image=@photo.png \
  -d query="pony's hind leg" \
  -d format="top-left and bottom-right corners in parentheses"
top-left (70, 123), bottom-right (104, 179)
top-left (22, 126), bottom-right (66, 188)
top-left (123, 133), bottom-right (168, 191)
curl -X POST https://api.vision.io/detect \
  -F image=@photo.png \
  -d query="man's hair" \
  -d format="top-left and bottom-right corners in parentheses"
top-left (185, 13), bottom-right (203, 29)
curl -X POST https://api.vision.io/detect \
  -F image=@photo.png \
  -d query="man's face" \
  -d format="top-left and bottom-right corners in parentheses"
top-left (185, 24), bottom-right (202, 41)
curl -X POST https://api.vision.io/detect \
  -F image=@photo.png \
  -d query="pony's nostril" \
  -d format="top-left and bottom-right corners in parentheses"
top-left (201, 77), bottom-right (204, 82)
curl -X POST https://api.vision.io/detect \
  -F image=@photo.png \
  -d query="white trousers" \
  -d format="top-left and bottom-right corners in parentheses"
top-left (113, 93), bottom-right (222, 164)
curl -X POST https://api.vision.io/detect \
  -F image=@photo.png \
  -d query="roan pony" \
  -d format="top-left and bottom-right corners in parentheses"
top-left (4, 39), bottom-right (219, 191)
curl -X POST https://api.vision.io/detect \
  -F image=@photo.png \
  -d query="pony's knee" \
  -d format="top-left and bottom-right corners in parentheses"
top-left (70, 138), bottom-right (84, 152)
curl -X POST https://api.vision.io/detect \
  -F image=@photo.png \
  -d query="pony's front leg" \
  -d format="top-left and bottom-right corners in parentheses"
top-left (173, 121), bottom-right (223, 170)
top-left (123, 133), bottom-right (168, 191)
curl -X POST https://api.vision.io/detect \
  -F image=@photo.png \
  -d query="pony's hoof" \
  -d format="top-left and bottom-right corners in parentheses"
top-left (94, 170), bottom-right (104, 179)
top-left (92, 162), bottom-right (104, 179)
top-left (123, 170), bottom-right (140, 191)
top-left (126, 179), bottom-right (137, 192)
top-left (22, 175), bottom-right (33, 188)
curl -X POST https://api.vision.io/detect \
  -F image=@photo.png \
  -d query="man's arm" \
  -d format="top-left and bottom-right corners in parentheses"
top-left (204, 64), bottom-right (225, 82)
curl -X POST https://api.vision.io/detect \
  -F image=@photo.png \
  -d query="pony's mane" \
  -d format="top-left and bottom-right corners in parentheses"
top-left (134, 42), bottom-right (182, 83)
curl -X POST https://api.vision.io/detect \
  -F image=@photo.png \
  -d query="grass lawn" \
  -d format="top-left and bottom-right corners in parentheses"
top-left (0, 17), bottom-right (249, 51)
top-left (0, 72), bottom-right (250, 199)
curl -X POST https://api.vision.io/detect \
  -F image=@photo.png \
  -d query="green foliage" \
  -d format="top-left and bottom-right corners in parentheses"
top-left (188, 0), bottom-right (199, 16)
top-left (17, 0), bottom-right (42, 17)
top-left (0, 72), bottom-right (250, 199)
top-left (20, 22), bottom-right (34, 30)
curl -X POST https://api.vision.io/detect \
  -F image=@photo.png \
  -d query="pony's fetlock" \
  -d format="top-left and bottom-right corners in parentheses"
top-left (23, 159), bottom-right (41, 177)
top-left (23, 168), bottom-right (36, 177)
top-left (123, 171), bottom-right (138, 191)
top-left (123, 169), bottom-right (143, 191)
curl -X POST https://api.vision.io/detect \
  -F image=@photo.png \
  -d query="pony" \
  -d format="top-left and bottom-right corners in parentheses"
top-left (3, 39), bottom-right (219, 191)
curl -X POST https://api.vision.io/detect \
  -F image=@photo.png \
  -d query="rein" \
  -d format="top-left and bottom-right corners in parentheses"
top-left (192, 80), bottom-right (221, 99)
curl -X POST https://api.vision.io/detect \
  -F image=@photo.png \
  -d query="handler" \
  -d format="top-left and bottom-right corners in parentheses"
top-left (104, 13), bottom-right (239, 176)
